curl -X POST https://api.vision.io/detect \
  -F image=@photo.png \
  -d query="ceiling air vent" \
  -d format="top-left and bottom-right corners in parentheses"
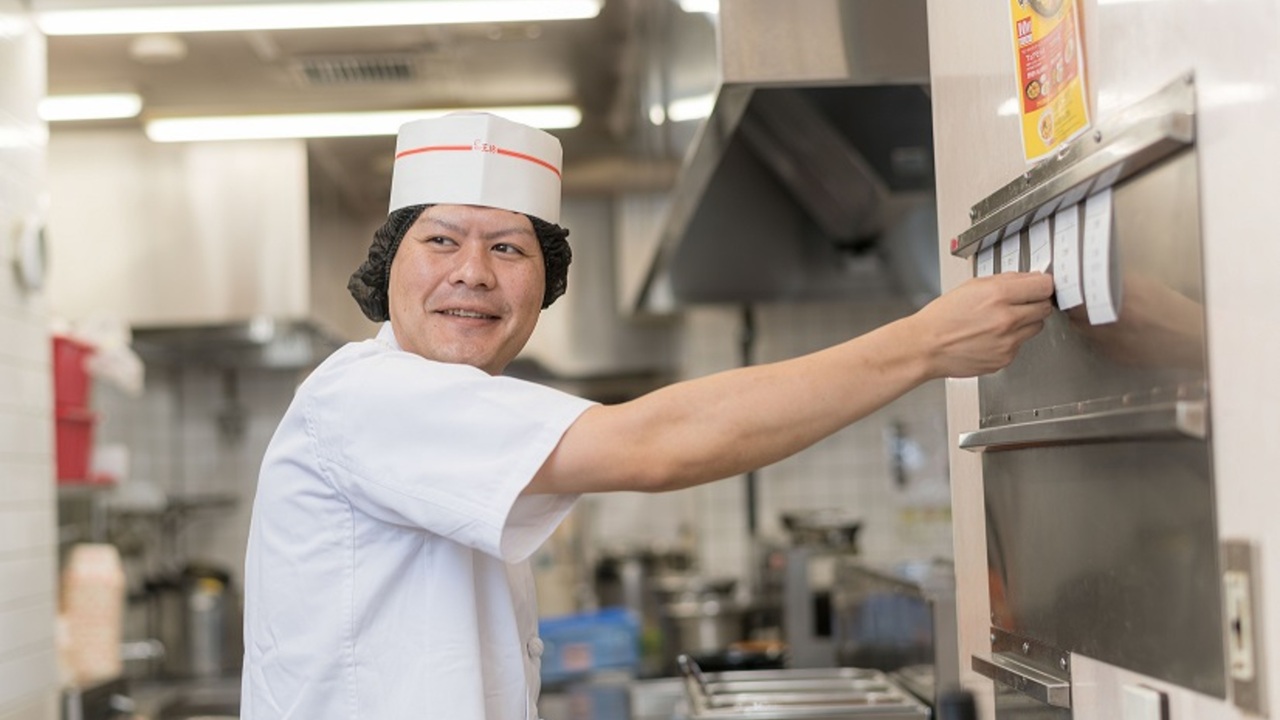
top-left (291, 54), bottom-right (420, 85)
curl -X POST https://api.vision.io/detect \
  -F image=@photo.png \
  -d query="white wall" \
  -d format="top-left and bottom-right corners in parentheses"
top-left (0, 4), bottom-right (59, 719)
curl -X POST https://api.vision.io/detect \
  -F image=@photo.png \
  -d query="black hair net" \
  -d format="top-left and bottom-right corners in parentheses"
top-left (348, 204), bottom-right (572, 323)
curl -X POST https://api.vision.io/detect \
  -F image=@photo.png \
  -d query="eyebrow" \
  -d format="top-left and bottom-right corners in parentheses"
top-left (423, 216), bottom-right (535, 242)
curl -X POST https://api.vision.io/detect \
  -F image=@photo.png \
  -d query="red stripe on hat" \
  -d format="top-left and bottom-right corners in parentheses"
top-left (494, 148), bottom-right (561, 178)
top-left (395, 144), bottom-right (561, 179)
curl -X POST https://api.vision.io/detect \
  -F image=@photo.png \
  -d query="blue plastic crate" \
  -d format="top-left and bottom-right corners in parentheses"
top-left (538, 607), bottom-right (640, 684)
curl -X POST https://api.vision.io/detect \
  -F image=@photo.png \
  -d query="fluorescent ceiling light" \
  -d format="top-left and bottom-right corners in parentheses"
top-left (667, 93), bottom-right (714, 122)
top-left (35, 0), bottom-right (603, 36)
top-left (39, 93), bottom-right (143, 121)
top-left (648, 92), bottom-right (715, 125)
top-left (145, 105), bottom-right (582, 142)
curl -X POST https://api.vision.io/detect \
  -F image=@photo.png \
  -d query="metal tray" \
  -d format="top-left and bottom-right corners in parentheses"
top-left (679, 656), bottom-right (930, 719)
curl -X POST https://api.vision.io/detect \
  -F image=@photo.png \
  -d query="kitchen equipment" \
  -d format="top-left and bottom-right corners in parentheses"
top-left (756, 511), bottom-right (862, 667)
top-left (678, 656), bottom-right (930, 719)
top-left (637, 0), bottom-right (939, 312)
top-left (593, 547), bottom-right (695, 676)
top-left (781, 511), bottom-right (863, 550)
top-left (146, 562), bottom-right (242, 679)
top-left (831, 559), bottom-right (958, 711)
top-left (659, 578), bottom-right (747, 674)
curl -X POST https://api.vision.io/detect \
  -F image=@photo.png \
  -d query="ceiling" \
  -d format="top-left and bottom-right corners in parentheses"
top-left (42, 0), bottom-right (721, 213)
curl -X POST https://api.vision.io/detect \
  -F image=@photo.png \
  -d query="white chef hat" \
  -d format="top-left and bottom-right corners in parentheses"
top-left (388, 112), bottom-right (563, 223)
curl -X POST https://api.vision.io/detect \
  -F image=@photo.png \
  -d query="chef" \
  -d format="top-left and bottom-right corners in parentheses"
top-left (241, 112), bottom-right (1054, 719)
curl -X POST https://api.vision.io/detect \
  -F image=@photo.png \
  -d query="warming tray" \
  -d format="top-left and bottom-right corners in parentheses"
top-left (679, 657), bottom-right (931, 719)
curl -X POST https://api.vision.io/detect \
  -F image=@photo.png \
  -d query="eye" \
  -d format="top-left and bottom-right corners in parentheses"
top-left (492, 242), bottom-right (529, 256)
top-left (423, 235), bottom-right (456, 247)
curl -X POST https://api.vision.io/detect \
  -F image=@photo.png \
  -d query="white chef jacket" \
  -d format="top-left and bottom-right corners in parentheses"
top-left (241, 322), bottom-right (595, 719)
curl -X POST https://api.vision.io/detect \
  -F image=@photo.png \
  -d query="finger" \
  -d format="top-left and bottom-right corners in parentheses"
top-left (1007, 299), bottom-right (1054, 329)
top-left (996, 272), bottom-right (1056, 304)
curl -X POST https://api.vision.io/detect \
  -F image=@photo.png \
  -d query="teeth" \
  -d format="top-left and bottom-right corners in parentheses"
top-left (443, 309), bottom-right (492, 319)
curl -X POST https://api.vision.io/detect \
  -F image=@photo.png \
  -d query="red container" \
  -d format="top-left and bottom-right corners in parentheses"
top-left (53, 335), bottom-right (95, 409)
top-left (56, 407), bottom-right (96, 482)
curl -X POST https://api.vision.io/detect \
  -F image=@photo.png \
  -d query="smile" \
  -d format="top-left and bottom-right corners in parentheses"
top-left (439, 308), bottom-right (499, 320)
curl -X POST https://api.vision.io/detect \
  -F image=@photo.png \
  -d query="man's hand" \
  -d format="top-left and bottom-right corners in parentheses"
top-left (908, 272), bottom-right (1055, 379)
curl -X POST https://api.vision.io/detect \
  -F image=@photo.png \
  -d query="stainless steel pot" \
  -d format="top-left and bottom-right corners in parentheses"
top-left (147, 563), bottom-right (242, 679)
top-left (660, 580), bottom-right (747, 671)
top-left (664, 598), bottom-right (745, 654)
top-left (780, 510), bottom-right (862, 551)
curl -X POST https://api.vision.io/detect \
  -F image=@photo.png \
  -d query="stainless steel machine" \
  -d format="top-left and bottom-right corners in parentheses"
top-left (753, 512), bottom-right (863, 669)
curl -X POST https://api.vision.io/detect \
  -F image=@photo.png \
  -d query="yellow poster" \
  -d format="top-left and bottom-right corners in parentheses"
top-left (1009, 0), bottom-right (1090, 162)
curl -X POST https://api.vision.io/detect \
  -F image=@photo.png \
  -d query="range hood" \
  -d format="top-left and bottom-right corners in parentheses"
top-left (635, 0), bottom-right (940, 312)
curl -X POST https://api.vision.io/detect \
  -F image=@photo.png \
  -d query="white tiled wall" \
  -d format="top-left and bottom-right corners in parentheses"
top-left (0, 4), bottom-right (59, 719)
top-left (94, 364), bottom-right (303, 591)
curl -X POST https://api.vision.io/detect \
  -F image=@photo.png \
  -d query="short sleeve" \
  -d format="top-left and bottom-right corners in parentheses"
top-left (303, 346), bottom-right (595, 561)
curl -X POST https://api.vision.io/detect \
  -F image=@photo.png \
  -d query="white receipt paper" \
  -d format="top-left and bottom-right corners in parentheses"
top-left (1082, 188), bottom-right (1121, 324)
top-left (1052, 205), bottom-right (1083, 309)
top-left (1028, 219), bottom-right (1052, 273)
top-left (1001, 232), bottom-right (1022, 274)
top-left (976, 246), bottom-right (996, 277)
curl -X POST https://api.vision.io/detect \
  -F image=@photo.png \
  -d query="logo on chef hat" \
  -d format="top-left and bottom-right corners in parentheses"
top-left (389, 112), bottom-right (563, 224)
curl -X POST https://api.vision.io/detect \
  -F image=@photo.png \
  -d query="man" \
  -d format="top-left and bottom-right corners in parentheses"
top-left (241, 113), bottom-right (1054, 719)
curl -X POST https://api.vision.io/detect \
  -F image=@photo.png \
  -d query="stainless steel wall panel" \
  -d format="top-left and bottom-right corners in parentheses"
top-left (978, 149), bottom-right (1207, 425)
top-left (964, 90), bottom-right (1225, 700)
top-left (983, 438), bottom-right (1223, 697)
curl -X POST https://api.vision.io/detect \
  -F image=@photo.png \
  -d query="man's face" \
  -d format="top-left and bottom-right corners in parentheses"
top-left (387, 204), bottom-right (545, 375)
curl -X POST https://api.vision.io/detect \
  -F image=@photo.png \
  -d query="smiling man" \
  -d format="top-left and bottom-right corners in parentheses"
top-left (387, 205), bottom-right (546, 373)
top-left (241, 113), bottom-right (1054, 719)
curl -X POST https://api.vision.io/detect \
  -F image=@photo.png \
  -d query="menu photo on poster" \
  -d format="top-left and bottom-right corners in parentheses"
top-left (1009, 0), bottom-right (1091, 162)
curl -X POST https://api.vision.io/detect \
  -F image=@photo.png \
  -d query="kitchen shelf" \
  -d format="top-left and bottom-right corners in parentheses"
top-left (958, 399), bottom-right (1206, 452)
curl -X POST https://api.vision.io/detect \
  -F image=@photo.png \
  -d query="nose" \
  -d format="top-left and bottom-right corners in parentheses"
top-left (448, 242), bottom-right (496, 289)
